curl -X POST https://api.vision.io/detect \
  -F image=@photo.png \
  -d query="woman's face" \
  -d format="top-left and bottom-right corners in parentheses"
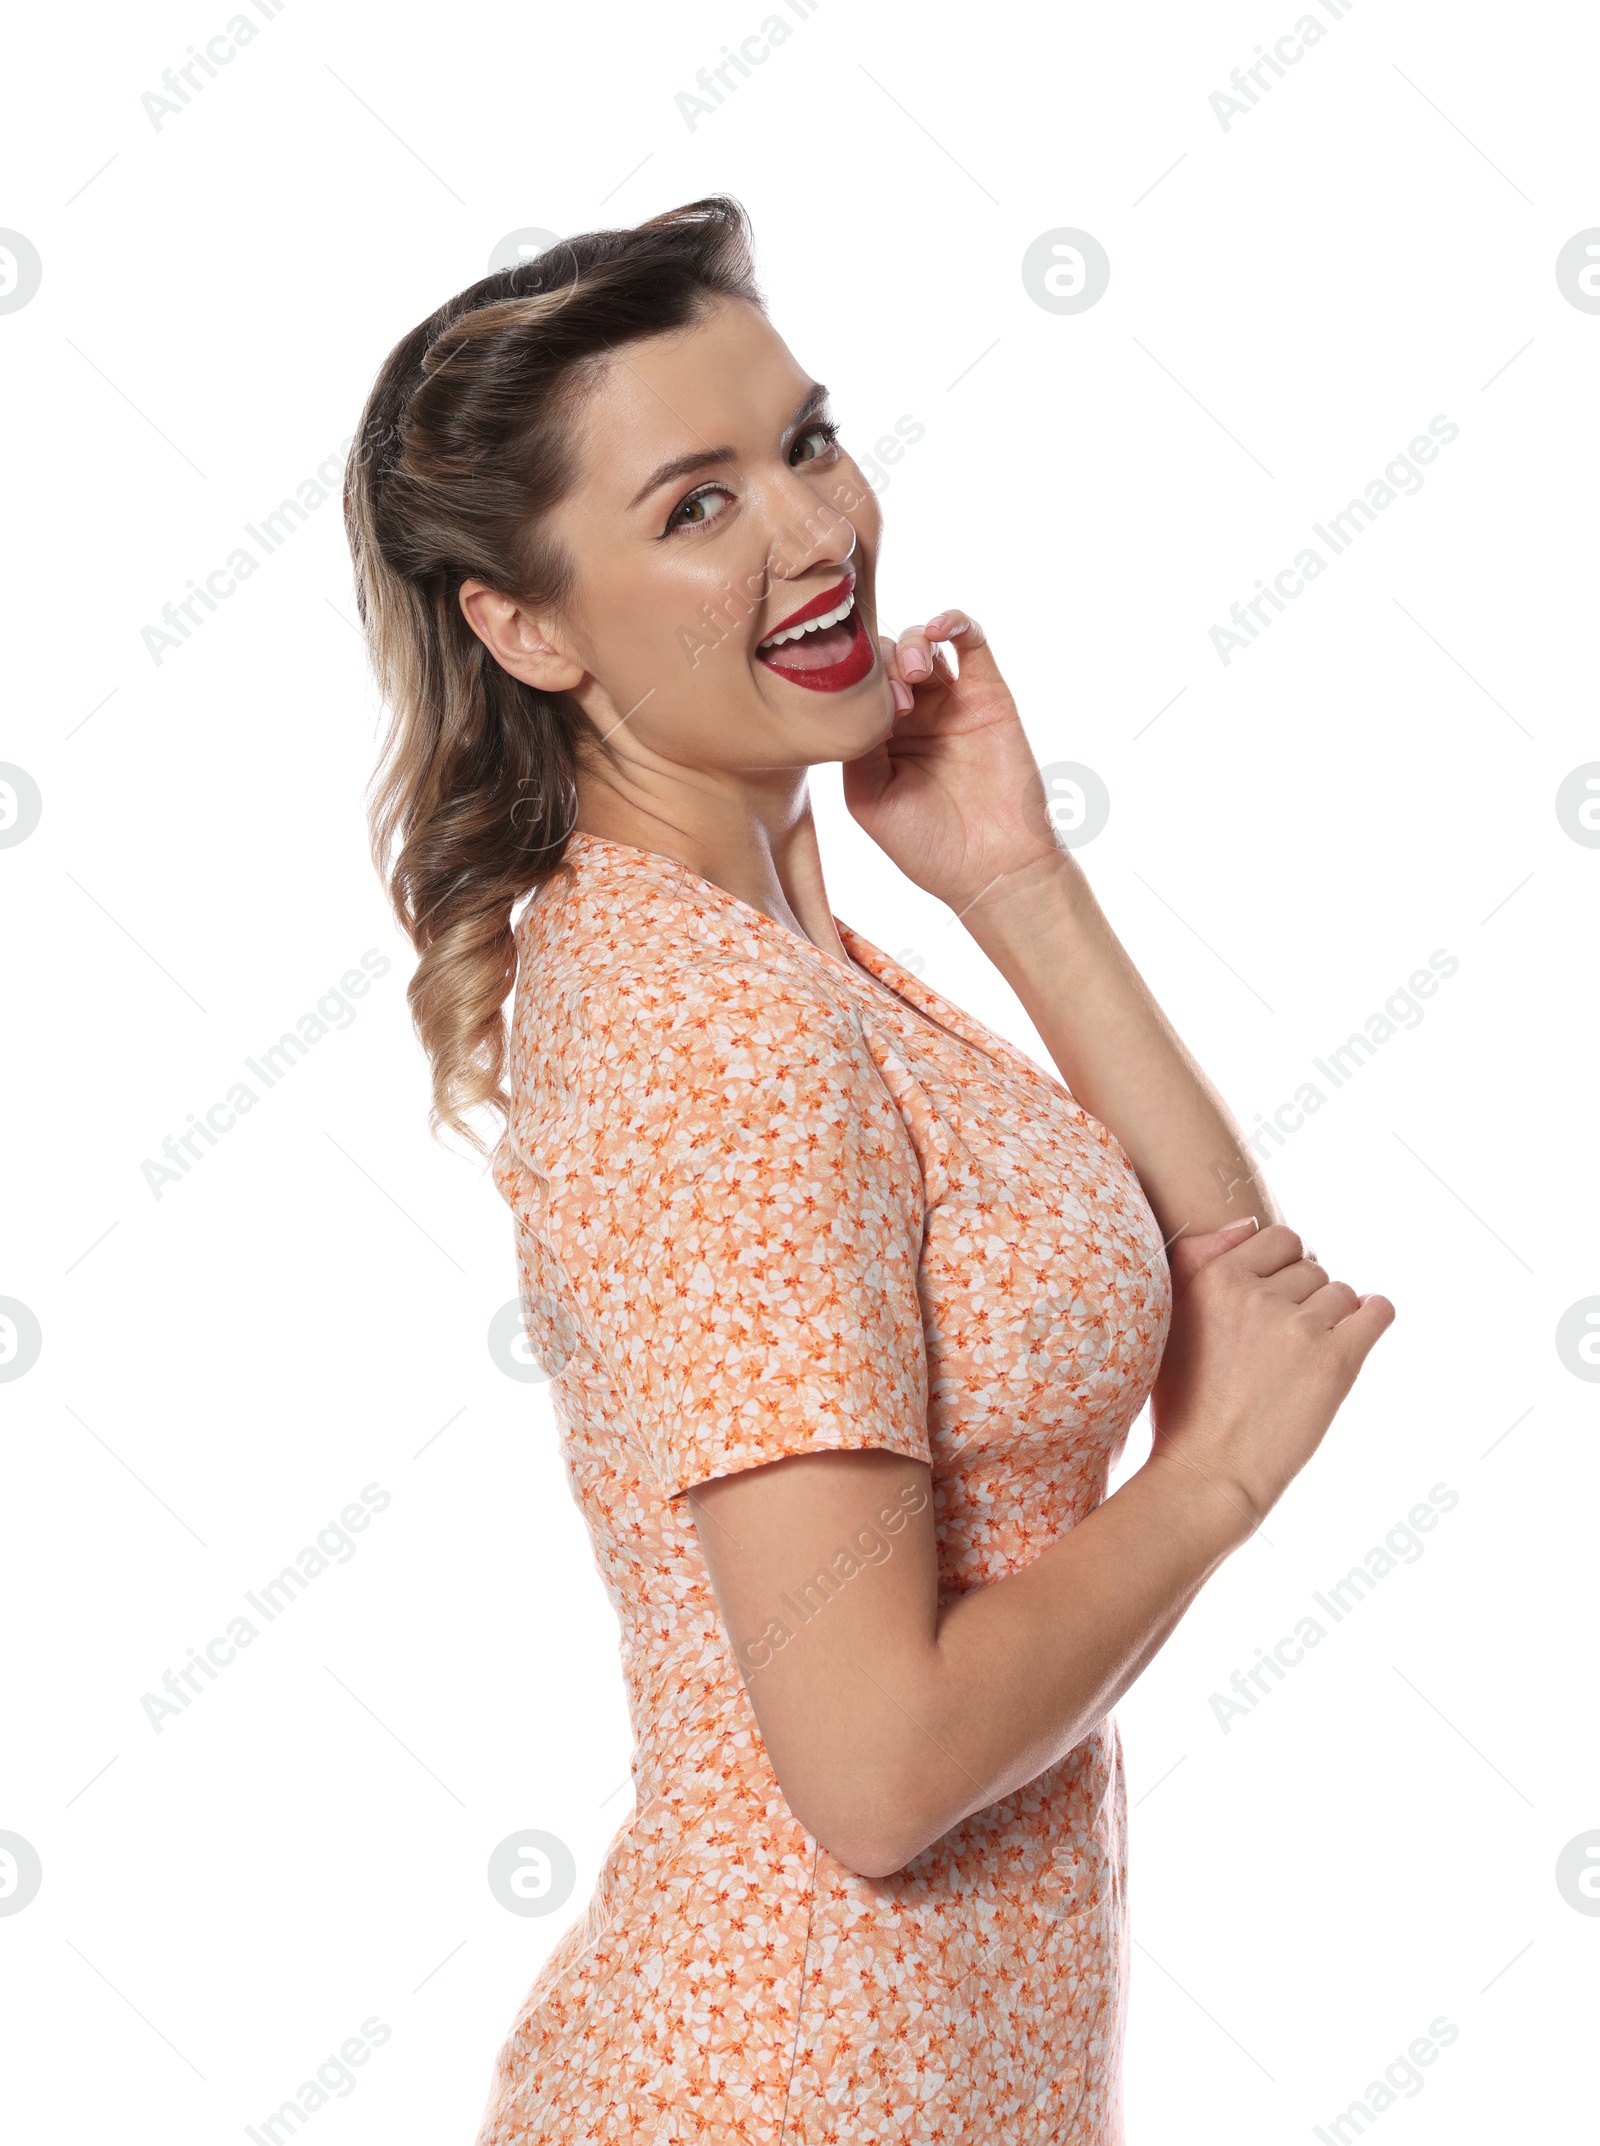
top-left (507, 295), bottom-right (896, 784)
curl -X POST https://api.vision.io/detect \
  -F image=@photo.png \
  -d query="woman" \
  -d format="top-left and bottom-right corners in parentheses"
top-left (344, 196), bottom-right (1393, 2145)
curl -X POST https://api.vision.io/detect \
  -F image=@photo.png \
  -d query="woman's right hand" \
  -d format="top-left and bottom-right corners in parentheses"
top-left (1145, 1219), bottom-right (1396, 1542)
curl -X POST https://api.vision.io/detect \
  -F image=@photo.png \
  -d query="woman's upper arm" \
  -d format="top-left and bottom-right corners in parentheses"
top-left (687, 1446), bottom-right (943, 1876)
top-left (525, 952), bottom-right (944, 1867)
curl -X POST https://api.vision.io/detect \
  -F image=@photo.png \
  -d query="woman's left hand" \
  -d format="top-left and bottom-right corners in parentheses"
top-left (842, 611), bottom-right (1063, 915)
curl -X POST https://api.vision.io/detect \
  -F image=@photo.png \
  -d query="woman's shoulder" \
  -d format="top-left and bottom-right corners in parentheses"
top-left (506, 845), bottom-right (867, 1109)
top-left (494, 841), bottom-right (928, 1225)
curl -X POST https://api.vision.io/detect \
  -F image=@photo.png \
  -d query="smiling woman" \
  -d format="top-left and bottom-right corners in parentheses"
top-left (342, 194), bottom-right (1394, 2145)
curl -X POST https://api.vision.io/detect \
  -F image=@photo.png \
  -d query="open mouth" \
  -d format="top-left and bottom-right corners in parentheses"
top-left (755, 572), bottom-right (877, 693)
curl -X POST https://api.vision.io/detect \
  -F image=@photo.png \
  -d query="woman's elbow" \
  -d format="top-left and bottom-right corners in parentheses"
top-left (785, 1777), bottom-right (941, 1880)
top-left (811, 1822), bottom-right (917, 1881)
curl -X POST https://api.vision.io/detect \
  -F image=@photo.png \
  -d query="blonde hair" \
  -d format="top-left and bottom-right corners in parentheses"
top-left (343, 196), bottom-right (763, 1151)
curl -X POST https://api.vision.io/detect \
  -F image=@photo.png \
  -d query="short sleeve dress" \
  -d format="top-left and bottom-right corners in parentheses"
top-left (475, 830), bottom-right (1173, 2146)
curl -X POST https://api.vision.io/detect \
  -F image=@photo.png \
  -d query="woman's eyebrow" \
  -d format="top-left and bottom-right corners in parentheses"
top-left (625, 381), bottom-right (830, 510)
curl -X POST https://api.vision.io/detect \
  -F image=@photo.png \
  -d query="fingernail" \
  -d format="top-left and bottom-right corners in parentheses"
top-left (890, 677), bottom-right (914, 712)
top-left (901, 649), bottom-right (927, 679)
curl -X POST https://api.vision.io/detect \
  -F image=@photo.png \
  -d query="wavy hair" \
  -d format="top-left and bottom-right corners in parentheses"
top-left (343, 196), bottom-right (763, 1153)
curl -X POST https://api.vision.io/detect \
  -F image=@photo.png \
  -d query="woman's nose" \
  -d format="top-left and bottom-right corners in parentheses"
top-left (759, 493), bottom-right (857, 585)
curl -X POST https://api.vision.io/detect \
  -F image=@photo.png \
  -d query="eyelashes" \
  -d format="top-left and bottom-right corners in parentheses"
top-left (662, 418), bottom-right (843, 536)
top-left (795, 417), bottom-right (842, 458)
top-left (664, 482), bottom-right (734, 536)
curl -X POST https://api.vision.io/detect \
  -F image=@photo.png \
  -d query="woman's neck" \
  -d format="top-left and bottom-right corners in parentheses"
top-left (570, 778), bottom-right (852, 968)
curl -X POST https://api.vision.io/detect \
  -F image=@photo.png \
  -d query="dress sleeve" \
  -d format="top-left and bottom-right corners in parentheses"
top-left (507, 952), bottom-right (933, 1500)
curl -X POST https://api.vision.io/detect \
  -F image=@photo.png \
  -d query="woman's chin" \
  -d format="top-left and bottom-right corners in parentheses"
top-left (788, 687), bottom-right (898, 765)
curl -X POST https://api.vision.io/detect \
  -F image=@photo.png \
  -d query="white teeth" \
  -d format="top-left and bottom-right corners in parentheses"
top-left (759, 593), bottom-right (853, 650)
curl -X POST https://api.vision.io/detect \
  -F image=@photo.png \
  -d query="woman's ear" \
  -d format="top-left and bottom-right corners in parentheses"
top-left (458, 579), bottom-right (586, 693)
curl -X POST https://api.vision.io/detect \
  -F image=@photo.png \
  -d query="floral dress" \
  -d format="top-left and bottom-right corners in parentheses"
top-left (476, 829), bottom-right (1173, 2145)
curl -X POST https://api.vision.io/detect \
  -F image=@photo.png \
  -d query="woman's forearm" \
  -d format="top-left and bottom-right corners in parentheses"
top-left (877, 1455), bottom-right (1248, 1872)
top-left (958, 847), bottom-right (1282, 1248)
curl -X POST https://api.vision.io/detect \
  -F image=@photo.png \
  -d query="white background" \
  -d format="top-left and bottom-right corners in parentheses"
top-left (2, 0), bottom-right (1595, 2139)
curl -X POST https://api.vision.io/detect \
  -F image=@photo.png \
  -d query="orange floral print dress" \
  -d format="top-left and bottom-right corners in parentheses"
top-left (477, 830), bottom-right (1173, 2146)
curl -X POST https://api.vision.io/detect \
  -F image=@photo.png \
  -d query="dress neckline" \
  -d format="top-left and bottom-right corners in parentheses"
top-left (562, 827), bottom-right (871, 986)
top-left (557, 828), bottom-right (1052, 1088)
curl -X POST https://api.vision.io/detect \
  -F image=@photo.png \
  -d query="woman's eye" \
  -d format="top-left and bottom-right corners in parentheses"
top-left (667, 484), bottom-right (734, 534)
top-left (791, 421), bottom-right (841, 465)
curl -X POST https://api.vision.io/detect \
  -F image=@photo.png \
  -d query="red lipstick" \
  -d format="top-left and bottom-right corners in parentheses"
top-left (761, 571), bottom-right (856, 640)
top-left (755, 569), bottom-right (876, 694)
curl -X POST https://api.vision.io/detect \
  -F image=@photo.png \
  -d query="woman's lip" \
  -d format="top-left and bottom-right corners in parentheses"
top-left (755, 602), bottom-right (876, 693)
top-left (758, 568), bottom-right (857, 644)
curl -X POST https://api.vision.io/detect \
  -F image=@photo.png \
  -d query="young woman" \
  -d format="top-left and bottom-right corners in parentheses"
top-left (344, 196), bottom-right (1393, 2146)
